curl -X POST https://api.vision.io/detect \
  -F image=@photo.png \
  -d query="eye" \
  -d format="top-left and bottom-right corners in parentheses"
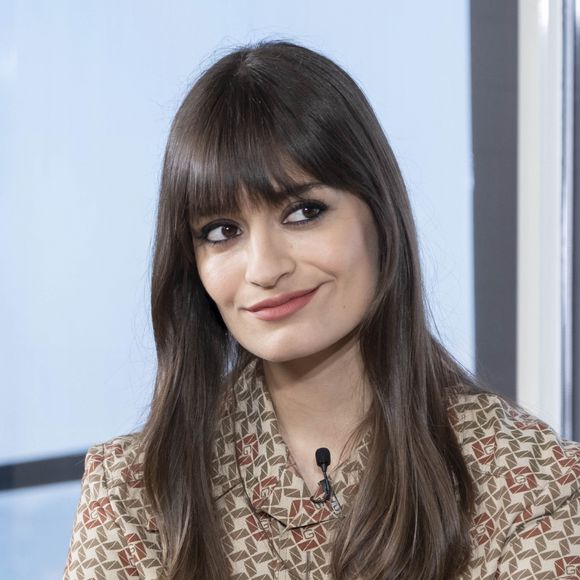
top-left (200, 222), bottom-right (240, 245)
top-left (283, 200), bottom-right (328, 224)
top-left (196, 199), bottom-right (328, 247)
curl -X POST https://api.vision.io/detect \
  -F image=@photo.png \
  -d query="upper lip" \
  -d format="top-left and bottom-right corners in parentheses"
top-left (245, 287), bottom-right (319, 312)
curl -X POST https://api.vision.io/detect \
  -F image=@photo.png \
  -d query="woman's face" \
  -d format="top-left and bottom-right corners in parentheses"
top-left (192, 182), bottom-right (380, 363)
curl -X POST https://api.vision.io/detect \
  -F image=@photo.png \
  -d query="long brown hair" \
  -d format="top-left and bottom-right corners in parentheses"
top-left (142, 39), bottom-right (481, 579)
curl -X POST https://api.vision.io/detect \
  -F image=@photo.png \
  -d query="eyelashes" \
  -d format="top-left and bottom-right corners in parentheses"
top-left (195, 199), bottom-right (329, 247)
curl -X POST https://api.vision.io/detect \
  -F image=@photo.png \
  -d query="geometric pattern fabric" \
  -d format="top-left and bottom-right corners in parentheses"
top-left (64, 359), bottom-right (580, 579)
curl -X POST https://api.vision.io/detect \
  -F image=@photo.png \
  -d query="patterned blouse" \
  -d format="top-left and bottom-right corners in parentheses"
top-left (64, 359), bottom-right (580, 579)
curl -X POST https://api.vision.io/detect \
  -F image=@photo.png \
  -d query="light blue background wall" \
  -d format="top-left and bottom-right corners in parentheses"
top-left (0, 1), bottom-right (472, 577)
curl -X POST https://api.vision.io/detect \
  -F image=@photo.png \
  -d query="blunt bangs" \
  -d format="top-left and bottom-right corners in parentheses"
top-left (173, 45), bottom-right (365, 226)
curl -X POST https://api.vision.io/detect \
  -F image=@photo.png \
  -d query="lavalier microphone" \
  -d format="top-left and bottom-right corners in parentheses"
top-left (310, 447), bottom-right (332, 504)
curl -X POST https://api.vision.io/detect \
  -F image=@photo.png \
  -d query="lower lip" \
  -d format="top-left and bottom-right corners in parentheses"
top-left (248, 288), bottom-right (319, 321)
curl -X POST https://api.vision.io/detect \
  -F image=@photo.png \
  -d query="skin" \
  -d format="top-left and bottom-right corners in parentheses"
top-left (192, 182), bottom-right (380, 494)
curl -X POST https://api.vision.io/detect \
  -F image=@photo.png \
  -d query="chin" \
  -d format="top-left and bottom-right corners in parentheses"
top-left (249, 345), bottom-right (315, 364)
top-left (238, 335), bottom-right (342, 365)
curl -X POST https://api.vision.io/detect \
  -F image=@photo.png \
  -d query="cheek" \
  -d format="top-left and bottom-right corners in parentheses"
top-left (335, 227), bottom-right (380, 313)
top-left (196, 254), bottom-right (238, 308)
top-left (324, 221), bottom-right (378, 279)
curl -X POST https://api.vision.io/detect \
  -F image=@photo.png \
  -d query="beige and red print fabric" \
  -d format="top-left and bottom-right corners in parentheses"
top-left (64, 360), bottom-right (580, 579)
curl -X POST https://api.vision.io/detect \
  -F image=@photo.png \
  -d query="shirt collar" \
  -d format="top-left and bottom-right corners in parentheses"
top-left (219, 358), bottom-right (371, 529)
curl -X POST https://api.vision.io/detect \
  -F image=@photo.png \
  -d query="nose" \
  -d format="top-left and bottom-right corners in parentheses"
top-left (244, 224), bottom-right (295, 288)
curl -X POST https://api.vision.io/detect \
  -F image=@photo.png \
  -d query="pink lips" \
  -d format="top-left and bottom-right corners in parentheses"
top-left (246, 287), bottom-right (320, 321)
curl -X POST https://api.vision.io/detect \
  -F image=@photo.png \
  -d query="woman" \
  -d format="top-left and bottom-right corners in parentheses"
top-left (64, 40), bottom-right (580, 579)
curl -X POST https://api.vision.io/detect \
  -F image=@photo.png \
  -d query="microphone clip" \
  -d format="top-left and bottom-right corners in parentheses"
top-left (310, 447), bottom-right (333, 505)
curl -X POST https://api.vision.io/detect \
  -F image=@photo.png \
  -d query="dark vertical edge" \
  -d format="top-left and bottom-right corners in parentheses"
top-left (573, 0), bottom-right (580, 440)
top-left (470, 0), bottom-right (519, 400)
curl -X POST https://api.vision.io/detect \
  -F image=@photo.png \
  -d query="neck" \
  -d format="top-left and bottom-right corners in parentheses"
top-left (260, 333), bottom-right (372, 466)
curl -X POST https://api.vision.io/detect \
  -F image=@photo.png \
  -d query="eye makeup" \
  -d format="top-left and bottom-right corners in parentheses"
top-left (194, 198), bottom-right (329, 246)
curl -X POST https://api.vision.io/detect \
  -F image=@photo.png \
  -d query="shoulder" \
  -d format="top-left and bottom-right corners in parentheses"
top-left (449, 390), bottom-right (580, 538)
top-left (447, 391), bottom-right (580, 576)
top-left (64, 434), bottom-right (162, 578)
top-left (82, 432), bottom-right (157, 531)
top-left (84, 432), bottom-right (146, 489)
top-left (448, 389), bottom-right (580, 486)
